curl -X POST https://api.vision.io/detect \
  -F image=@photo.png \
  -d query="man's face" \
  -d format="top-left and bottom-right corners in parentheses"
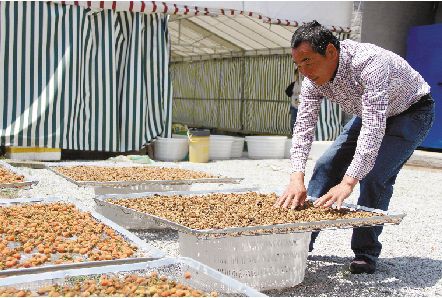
top-left (291, 42), bottom-right (338, 86)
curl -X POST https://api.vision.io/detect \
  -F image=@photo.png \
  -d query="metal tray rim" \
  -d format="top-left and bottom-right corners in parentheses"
top-left (95, 189), bottom-right (406, 236)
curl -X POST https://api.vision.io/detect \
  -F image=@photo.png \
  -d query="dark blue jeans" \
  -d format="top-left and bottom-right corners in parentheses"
top-left (290, 106), bottom-right (298, 132)
top-left (307, 96), bottom-right (435, 263)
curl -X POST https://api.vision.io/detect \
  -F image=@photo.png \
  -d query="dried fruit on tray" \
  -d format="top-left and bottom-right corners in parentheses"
top-left (0, 203), bottom-right (138, 270)
top-left (0, 166), bottom-right (24, 184)
top-left (53, 166), bottom-right (218, 182)
top-left (0, 272), bottom-right (218, 297)
top-left (110, 192), bottom-right (375, 230)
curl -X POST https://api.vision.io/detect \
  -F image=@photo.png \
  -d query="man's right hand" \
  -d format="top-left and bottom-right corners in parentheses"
top-left (274, 172), bottom-right (307, 209)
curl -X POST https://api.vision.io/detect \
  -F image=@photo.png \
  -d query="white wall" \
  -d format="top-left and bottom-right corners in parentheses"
top-left (171, 1), bottom-right (353, 28)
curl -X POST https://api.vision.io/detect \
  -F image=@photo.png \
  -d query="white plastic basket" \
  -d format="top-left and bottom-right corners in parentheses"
top-left (309, 141), bottom-right (333, 160)
top-left (230, 137), bottom-right (245, 158)
top-left (154, 137), bottom-right (189, 161)
top-left (179, 232), bottom-right (311, 291)
top-left (209, 135), bottom-right (234, 160)
top-left (245, 136), bottom-right (287, 159)
top-left (285, 138), bottom-right (292, 159)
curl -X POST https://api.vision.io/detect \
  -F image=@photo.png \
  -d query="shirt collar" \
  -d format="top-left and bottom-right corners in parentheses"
top-left (330, 49), bottom-right (344, 83)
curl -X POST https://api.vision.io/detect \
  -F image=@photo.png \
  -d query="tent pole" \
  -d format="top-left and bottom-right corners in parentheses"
top-left (240, 55), bottom-right (246, 132)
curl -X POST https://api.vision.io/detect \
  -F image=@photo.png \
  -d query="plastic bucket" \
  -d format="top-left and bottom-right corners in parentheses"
top-left (154, 137), bottom-right (189, 162)
top-left (285, 138), bottom-right (292, 159)
top-left (231, 137), bottom-right (245, 158)
top-left (309, 141), bottom-right (333, 160)
top-left (188, 129), bottom-right (210, 163)
top-left (245, 136), bottom-right (287, 159)
top-left (209, 135), bottom-right (234, 160)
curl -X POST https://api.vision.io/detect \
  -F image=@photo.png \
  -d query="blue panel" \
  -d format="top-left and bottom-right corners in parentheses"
top-left (406, 23), bottom-right (442, 149)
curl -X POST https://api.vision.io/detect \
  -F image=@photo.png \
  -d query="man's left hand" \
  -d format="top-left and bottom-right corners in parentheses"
top-left (313, 175), bottom-right (358, 209)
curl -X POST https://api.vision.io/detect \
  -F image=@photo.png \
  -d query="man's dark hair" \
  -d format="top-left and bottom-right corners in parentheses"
top-left (290, 20), bottom-right (340, 55)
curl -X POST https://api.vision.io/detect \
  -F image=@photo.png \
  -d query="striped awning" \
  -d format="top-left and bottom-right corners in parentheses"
top-left (0, 1), bottom-right (172, 151)
top-left (58, 1), bottom-right (351, 61)
top-left (59, 1), bottom-right (352, 29)
top-left (0, 1), bottom-right (348, 151)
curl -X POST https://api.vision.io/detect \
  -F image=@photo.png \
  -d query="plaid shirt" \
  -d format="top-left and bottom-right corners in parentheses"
top-left (290, 39), bottom-right (431, 180)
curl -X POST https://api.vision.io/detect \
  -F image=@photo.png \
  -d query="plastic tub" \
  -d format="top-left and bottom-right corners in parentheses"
top-left (245, 136), bottom-right (287, 159)
top-left (209, 135), bottom-right (234, 160)
top-left (154, 137), bottom-right (188, 162)
top-left (309, 141), bottom-right (333, 160)
top-left (285, 138), bottom-right (292, 159)
top-left (231, 137), bottom-right (245, 158)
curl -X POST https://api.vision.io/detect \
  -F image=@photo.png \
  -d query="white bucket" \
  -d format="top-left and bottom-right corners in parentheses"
top-left (154, 137), bottom-right (189, 161)
top-left (245, 136), bottom-right (287, 159)
top-left (209, 135), bottom-right (234, 160)
top-left (285, 138), bottom-right (292, 159)
top-left (309, 141), bottom-right (333, 160)
top-left (231, 137), bottom-right (245, 158)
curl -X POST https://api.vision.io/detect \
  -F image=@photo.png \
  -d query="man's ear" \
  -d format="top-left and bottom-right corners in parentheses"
top-left (326, 43), bottom-right (338, 58)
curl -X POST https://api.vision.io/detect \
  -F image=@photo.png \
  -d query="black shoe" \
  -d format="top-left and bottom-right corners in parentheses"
top-left (308, 241), bottom-right (314, 252)
top-left (349, 256), bottom-right (376, 274)
top-left (309, 231), bottom-right (320, 252)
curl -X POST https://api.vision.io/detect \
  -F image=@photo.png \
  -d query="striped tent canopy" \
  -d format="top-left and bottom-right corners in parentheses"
top-left (1, 1), bottom-right (349, 151)
top-left (59, 1), bottom-right (351, 61)
top-left (59, 1), bottom-right (351, 29)
top-left (171, 55), bottom-right (344, 139)
top-left (164, 4), bottom-right (349, 138)
top-left (0, 1), bottom-right (172, 152)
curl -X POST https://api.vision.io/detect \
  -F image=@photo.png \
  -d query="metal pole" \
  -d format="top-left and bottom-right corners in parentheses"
top-left (239, 56), bottom-right (246, 131)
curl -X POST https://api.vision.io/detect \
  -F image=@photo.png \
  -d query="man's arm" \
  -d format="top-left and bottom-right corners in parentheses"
top-left (289, 82), bottom-right (323, 173)
top-left (275, 81), bottom-right (322, 209)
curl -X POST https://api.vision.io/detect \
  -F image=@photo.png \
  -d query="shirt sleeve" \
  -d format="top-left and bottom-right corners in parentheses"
top-left (290, 80), bottom-right (322, 173)
top-left (291, 69), bottom-right (302, 107)
top-left (345, 55), bottom-right (391, 180)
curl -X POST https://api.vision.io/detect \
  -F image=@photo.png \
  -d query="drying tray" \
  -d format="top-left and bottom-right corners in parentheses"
top-left (94, 188), bottom-right (258, 230)
top-left (0, 257), bottom-right (266, 297)
top-left (0, 160), bottom-right (38, 189)
top-left (46, 161), bottom-right (243, 188)
top-left (95, 189), bottom-right (406, 238)
top-left (0, 197), bottom-right (164, 277)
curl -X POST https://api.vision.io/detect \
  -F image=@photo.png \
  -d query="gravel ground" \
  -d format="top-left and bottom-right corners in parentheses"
top-left (9, 158), bottom-right (442, 296)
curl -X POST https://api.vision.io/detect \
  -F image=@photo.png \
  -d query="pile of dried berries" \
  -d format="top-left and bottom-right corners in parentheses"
top-left (0, 203), bottom-right (138, 270)
top-left (0, 166), bottom-right (24, 184)
top-left (53, 166), bottom-right (218, 182)
top-left (0, 272), bottom-right (218, 297)
top-left (110, 192), bottom-right (375, 230)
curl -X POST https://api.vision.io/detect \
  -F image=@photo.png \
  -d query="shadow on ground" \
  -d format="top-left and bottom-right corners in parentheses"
top-left (265, 255), bottom-right (442, 296)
